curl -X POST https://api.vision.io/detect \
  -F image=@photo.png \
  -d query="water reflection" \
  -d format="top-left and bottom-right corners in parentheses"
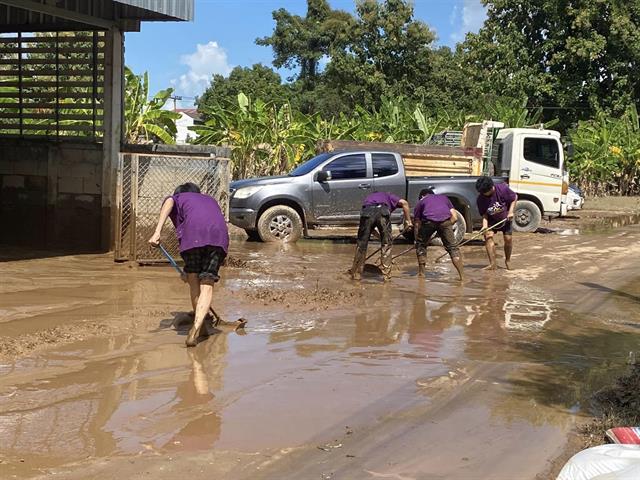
top-left (0, 331), bottom-right (229, 469)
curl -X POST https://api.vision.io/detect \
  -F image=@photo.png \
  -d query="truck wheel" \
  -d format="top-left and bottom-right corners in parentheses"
top-left (431, 209), bottom-right (466, 246)
top-left (244, 229), bottom-right (261, 241)
top-left (512, 200), bottom-right (541, 232)
top-left (257, 205), bottom-right (303, 243)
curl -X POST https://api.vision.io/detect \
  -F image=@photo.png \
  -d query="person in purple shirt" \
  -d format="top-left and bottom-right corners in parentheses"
top-left (475, 177), bottom-right (518, 270)
top-left (413, 188), bottom-right (464, 280)
top-left (148, 182), bottom-right (229, 347)
top-left (349, 191), bottom-right (412, 281)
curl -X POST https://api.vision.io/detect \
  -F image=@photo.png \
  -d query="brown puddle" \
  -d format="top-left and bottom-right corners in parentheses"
top-left (1, 224), bottom-right (640, 479)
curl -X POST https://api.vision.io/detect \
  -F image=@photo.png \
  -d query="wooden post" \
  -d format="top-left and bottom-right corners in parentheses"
top-left (101, 27), bottom-right (124, 251)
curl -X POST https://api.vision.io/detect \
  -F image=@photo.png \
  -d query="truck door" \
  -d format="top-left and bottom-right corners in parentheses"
top-left (312, 153), bottom-right (372, 223)
top-left (372, 153), bottom-right (406, 222)
top-left (512, 136), bottom-right (563, 214)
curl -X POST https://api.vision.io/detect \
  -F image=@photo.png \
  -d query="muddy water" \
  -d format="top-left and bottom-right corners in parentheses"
top-left (1, 224), bottom-right (640, 479)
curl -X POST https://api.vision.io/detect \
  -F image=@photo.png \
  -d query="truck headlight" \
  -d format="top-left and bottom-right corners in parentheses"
top-left (233, 186), bottom-right (263, 199)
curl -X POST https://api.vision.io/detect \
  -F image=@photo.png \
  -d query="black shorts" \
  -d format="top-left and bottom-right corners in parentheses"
top-left (490, 220), bottom-right (513, 235)
top-left (180, 246), bottom-right (226, 284)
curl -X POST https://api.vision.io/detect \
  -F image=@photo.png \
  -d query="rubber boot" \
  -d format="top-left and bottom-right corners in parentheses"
top-left (349, 248), bottom-right (367, 280)
top-left (381, 245), bottom-right (392, 281)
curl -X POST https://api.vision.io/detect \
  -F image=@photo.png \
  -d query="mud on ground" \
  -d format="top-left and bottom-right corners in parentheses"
top-left (246, 284), bottom-right (363, 309)
top-left (1, 201), bottom-right (640, 480)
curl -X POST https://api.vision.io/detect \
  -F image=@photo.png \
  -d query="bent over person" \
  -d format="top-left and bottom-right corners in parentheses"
top-left (413, 188), bottom-right (464, 280)
top-left (475, 177), bottom-right (518, 270)
top-left (349, 191), bottom-right (412, 281)
top-left (149, 182), bottom-right (229, 347)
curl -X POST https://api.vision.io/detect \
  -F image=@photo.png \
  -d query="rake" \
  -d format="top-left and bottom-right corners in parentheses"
top-left (434, 218), bottom-right (508, 262)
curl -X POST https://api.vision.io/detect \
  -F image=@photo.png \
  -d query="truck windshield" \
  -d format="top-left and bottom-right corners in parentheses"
top-left (288, 153), bottom-right (333, 176)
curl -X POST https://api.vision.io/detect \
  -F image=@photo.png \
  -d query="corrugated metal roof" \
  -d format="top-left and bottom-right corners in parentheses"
top-left (0, 0), bottom-right (194, 32)
top-left (115, 0), bottom-right (193, 21)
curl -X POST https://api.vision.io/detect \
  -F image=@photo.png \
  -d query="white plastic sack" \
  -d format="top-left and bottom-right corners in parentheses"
top-left (557, 444), bottom-right (640, 480)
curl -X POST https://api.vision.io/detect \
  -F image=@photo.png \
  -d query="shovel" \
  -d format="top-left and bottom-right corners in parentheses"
top-left (156, 243), bottom-right (245, 330)
top-left (434, 218), bottom-right (508, 262)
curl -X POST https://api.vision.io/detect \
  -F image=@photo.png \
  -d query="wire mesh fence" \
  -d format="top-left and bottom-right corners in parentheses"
top-left (115, 148), bottom-right (231, 263)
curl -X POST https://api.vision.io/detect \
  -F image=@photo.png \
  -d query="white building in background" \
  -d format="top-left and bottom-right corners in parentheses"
top-left (175, 108), bottom-right (202, 144)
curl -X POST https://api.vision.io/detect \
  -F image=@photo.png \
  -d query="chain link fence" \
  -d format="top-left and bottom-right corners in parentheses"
top-left (115, 145), bottom-right (231, 263)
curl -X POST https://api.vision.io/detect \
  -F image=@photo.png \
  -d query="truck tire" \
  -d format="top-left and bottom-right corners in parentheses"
top-left (512, 200), bottom-right (541, 232)
top-left (244, 229), bottom-right (261, 241)
top-left (257, 205), bottom-right (303, 243)
top-left (431, 209), bottom-right (466, 246)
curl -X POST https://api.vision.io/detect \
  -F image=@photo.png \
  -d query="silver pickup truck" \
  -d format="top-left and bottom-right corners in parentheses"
top-left (229, 150), bottom-right (505, 243)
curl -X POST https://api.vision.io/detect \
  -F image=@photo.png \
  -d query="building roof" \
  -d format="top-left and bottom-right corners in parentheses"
top-left (176, 108), bottom-right (202, 120)
top-left (116, 0), bottom-right (193, 21)
top-left (0, 0), bottom-right (194, 32)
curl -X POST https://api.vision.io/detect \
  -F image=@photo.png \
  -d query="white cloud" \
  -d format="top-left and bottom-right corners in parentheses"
top-left (450, 0), bottom-right (487, 44)
top-left (173, 41), bottom-right (232, 96)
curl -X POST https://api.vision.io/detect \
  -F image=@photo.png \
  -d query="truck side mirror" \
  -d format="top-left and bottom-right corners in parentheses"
top-left (317, 170), bottom-right (332, 182)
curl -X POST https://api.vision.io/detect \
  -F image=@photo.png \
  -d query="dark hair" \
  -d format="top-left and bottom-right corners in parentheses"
top-left (419, 187), bottom-right (435, 199)
top-left (475, 176), bottom-right (494, 194)
top-left (174, 182), bottom-right (201, 195)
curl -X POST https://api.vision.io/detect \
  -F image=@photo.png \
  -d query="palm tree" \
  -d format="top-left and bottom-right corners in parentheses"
top-left (124, 66), bottom-right (180, 144)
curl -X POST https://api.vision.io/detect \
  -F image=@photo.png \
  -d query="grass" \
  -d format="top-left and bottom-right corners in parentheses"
top-left (578, 363), bottom-right (640, 448)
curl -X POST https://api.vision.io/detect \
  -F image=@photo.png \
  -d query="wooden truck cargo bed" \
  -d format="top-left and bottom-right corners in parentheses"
top-left (316, 140), bottom-right (483, 177)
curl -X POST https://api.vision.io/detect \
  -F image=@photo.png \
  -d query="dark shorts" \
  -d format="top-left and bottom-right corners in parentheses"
top-left (416, 219), bottom-right (460, 258)
top-left (490, 219), bottom-right (513, 235)
top-left (180, 246), bottom-right (227, 284)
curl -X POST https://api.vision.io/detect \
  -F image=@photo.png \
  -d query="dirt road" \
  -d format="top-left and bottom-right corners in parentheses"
top-left (1, 212), bottom-right (639, 479)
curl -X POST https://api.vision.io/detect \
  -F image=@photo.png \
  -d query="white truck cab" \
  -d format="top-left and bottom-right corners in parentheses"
top-left (492, 127), bottom-right (568, 232)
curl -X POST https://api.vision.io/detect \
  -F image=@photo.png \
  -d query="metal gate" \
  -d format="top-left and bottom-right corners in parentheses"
top-left (115, 147), bottom-right (231, 263)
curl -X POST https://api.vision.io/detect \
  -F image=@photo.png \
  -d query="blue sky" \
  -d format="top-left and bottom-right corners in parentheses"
top-left (124, 0), bottom-right (487, 107)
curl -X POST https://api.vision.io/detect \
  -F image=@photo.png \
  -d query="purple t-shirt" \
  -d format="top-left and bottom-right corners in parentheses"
top-left (413, 194), bottom-right (454, 222)
top-left (362, 192), bottom-right (401, 212)
top-left (476, 182), bottom-right (517, 222)
top-left (168, 192), bottom-right (229, 253)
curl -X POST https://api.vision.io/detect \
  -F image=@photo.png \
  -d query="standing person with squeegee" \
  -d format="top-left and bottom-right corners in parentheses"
top-left (148, 182), bottom-right (229, 347)
top-left (413, 188), bottom-right (464, 280)
top-left (349, 191), bottom-right (412, 281)
top-left (475, 176), bottom-right (518, 270)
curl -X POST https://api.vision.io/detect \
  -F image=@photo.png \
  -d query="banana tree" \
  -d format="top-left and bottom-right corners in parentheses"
top-left (124, 66), bottom-right (180, 144)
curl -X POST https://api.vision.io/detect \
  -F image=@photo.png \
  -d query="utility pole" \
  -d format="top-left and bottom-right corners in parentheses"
top-left (170, 95), bottom-right (183, 111)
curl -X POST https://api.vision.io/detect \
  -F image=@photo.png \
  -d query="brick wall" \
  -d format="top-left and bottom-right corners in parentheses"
top-left (0, 139), bottom-right (104, 251)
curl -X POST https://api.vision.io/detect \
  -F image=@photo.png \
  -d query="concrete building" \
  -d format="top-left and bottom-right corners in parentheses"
top-left (175, 108), bottom-right (202, 144)
top-left (0, 1), bottom-right (193, 252)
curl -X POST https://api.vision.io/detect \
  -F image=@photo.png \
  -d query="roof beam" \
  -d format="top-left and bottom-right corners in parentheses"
top-left (0, 0), bottom-right (115, 29)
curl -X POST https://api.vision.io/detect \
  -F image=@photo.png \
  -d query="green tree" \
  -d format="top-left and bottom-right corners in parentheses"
top-left (124, 66), bottom-right (179, 144)
top-left (323, 0), bottom-right (437, 112)
top-left (459, 0), bottom-right (640, 127)
top-left (256, 0), bottom-right (353, 85)
top-left (196, 64), bottom-right (290, 114)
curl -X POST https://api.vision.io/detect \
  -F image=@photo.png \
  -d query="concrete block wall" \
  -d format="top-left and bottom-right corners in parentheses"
top-left (0, 139), bottom-right (104, 251)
